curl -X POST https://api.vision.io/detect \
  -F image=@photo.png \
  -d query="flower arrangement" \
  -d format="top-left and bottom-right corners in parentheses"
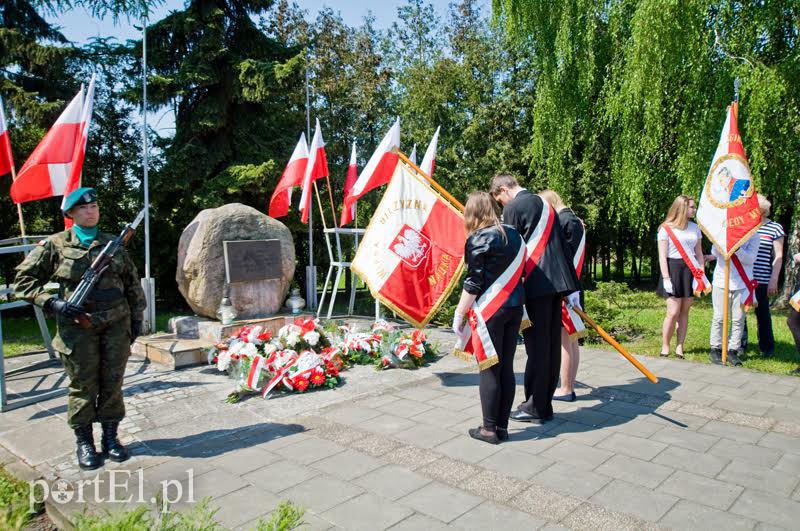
top-left (207, 319), bottom-right (342, 403)
top-left (376, 328), bottom-right (439, 370)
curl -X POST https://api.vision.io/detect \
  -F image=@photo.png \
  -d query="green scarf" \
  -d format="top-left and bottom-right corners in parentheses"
top-left (73, 225), bottom-right (98, 247)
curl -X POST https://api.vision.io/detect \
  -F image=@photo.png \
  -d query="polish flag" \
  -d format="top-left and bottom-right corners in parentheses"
top-left (343, 117), bottom-right (400, 212)
top-left (409, 144), bottom-right (417, 165)
top-left (10, 85), bottom-right (85, 204)
top-left (419, 126), bottom-right (439, 177)
top-left (268, 133), bottom-right (308, 218)
top-left (299, 118), bottom-right (329, 224)
top-left (697, 102), bottom-right (761, 258)
top-left (0, 96), bottom-right (13, 177)
top-left (62, 74), bottom-right (96, 227)
top-left (351, 159), bottom-right (465, 328)
top-left (340, 142), bottom-right (358, 226)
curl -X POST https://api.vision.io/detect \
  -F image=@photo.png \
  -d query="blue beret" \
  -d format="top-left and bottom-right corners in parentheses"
top-left (63, 187), bottom-right (97, 213)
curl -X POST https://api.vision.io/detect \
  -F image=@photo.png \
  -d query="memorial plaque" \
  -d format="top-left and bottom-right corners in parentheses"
top-left (223, 240), bottom-right (283, 283)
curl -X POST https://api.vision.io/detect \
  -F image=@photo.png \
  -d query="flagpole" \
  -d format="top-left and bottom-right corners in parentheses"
top-left (305, 64), bottom-right (316, 310)
top-left (142, 15), bottom-right (155, 332)
top-left (722, 258), bottom-right (730, 365)
top-left (10, 167), bottom-right (27, 239)
top-left (396, 151), bottom-right (464, 211)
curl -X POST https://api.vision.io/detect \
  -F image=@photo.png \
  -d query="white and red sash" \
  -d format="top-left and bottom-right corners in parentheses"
top-left (661, 224), bottom-right (711, 296)
top-left (730, 253), bottom-right (758, 311)
top-left (454, 239), bottom-right (526, 370)
top-left (519, 200), bottom-right (556, 331)
top-left (245, 355), bottom-right (267, 390)
top-left (562, 221), bottom-right (587, 338)
top-left (791, 289), bottom-right (800, 312)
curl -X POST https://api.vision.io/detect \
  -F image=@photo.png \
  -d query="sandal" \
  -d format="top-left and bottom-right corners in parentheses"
top-left (660, 351), bottom-right (670, 357)
top-left (675, 349), bottom-right (685, 359)
top-left (468, 426), bottom-right (499, 445)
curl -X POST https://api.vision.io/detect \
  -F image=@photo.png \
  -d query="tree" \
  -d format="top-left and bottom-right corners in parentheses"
top-left (130, 0), bottom-right (305, 305)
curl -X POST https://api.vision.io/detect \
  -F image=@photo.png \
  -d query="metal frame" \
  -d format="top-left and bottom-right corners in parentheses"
top-left (317, 228), bottom-right (380, 320)
top-left (1, 239), bottom-right (62, 412)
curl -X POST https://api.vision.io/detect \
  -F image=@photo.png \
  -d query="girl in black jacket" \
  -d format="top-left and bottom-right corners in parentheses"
top-left (453, 192), bottom-right (525, 444)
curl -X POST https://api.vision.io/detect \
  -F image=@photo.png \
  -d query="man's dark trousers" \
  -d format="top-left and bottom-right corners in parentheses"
top-left (520, 294), bottom-right (562, 418)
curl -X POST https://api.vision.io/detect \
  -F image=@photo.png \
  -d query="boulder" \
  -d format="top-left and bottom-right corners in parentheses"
top-left (176, 203), bottom-right (295, 319)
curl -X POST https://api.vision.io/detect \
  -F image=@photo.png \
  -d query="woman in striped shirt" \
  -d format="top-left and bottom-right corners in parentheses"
top-left (752, 195), bottom-right (784, 358)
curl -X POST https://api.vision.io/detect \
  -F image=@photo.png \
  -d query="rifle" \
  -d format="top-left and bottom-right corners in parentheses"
top-left (68, 210), bottom-right (146, 329)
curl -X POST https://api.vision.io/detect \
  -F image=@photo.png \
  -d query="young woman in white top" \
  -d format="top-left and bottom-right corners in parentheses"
top-left (656, 195), bottom-right (704, 358)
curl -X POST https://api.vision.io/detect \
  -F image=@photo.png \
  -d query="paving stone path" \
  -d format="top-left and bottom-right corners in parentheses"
top-left (2, 322), bottom-right (800, 529)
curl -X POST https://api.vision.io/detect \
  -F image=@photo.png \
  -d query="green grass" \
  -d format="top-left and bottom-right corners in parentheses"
top-left (0, 465), bottom-right (42, 531)
top-left (71, 499), bottom-right (304, 531)
top-left (585, 288), bottom-right (800, 376)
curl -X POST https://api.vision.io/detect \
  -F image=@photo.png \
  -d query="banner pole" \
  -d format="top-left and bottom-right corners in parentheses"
top-left (722, 258), bottom-right (730, 365)
top-left (395, 151), bottom-right (464, 211)
top-left (573, 307), bottom-right (658, 383)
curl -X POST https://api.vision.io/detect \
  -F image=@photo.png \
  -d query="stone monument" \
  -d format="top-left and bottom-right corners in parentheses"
top-left (176, 203), bottom-right (295, 319)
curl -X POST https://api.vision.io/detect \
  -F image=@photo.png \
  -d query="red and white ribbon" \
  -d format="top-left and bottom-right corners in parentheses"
top-left (519, 200), bottom-right (555, 331)
top-left (245, 355), bottom-right (267, 390)
top-left (661, 224), bottom-right (711, 296)
top-left (454, 240), bottom-right (526, 370)
top-left (562, 220), bottom-right (587, 338)
top-left (730, 253), bottom-right (758, 311)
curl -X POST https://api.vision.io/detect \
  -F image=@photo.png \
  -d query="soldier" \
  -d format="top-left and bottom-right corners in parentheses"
top-left (13, 187), bottom-right (146, 470)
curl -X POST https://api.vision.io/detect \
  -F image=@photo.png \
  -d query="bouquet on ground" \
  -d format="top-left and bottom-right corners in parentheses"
top-left (207, 319), bottom-right (343, 402)
top-left (372, 323), bottom-right (440, 370)
top-left (335, 322), bottom-right (384, 366)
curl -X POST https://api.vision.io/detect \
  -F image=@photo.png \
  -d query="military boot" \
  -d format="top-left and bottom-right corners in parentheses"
top-left (101, 421), bottom-right (130, 462)
top-left (74, 426), bottom-right (102, 470)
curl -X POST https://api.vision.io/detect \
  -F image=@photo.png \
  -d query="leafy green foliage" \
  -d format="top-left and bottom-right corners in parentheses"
top-left (255, 501), bottom-right (305, 531)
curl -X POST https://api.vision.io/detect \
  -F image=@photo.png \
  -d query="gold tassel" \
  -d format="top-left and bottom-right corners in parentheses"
top-left (478, 356), bottom-right (499, 370)
top-left (452, 349), bottom-right (473, 363)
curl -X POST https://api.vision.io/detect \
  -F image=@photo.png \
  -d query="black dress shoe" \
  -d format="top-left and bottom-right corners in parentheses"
top-left (727, 349), bottom-right (743, 366)
top-left (510, 409), bottom-right (545, 425)
top-left (468, 427), bottom-right (499, 444)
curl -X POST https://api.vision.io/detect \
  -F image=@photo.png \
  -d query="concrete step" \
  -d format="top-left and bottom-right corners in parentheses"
top-left (131, 334), bottom-right (214, 370)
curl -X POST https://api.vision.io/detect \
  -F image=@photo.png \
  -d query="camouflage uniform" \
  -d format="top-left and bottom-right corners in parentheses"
top-left (14, 229), bottom-right (146, 428)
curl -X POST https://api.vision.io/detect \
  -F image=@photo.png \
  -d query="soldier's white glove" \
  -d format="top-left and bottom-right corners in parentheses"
top-left (794, 252), bottom-right (800, 263)
top-left (566, 292), bottom-right (581, 310)
top-left (663, 279), bottom-right (674, 295)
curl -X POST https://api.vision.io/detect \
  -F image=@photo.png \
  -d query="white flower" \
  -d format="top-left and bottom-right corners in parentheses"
top-left (241, 342), bottom-right (258, 357)
top-left (247, 326), bottom-right (264, 345)
top-left (304, 330), bottom-right (320, 346)
top-left (217, 351), bottom-right (232, 372)
top-left (263, 343), bottom-right (277, 356)
top-left (285, 332), bottom-right (301, 346)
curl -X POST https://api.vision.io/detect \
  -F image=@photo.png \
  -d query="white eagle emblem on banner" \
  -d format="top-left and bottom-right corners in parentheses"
top-left (389, 225), bottom-right (431, 268)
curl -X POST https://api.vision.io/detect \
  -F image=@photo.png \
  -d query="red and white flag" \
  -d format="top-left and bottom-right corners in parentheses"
top-left (10, 84), bottom-right (85, 204)
top-left (352, 159), bottom-right (464, 328)
top-left (0, 96), bottom-right (14, 177)
top-left (409, 144), bottom-right (417, 165)
top-left (420, 126), bottom-right (439, 177)
top-left (268, 133), bottom-right (308, 218)
top-left (340, 142), bottom-right (358, 226)
top-left (63, 75), bottom-right (95, 228)
top-left (697, 103), bottom-right (762, 258)
top-left (299, 118), bottom-right (329, 224)
top-left (62, 75), bottom-right (95, 210)
top-left (343, 117), bottom-right (400, 212)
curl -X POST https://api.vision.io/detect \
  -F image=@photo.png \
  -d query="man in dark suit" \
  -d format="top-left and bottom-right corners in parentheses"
top-left (490, 174), bottom-right (580, 424)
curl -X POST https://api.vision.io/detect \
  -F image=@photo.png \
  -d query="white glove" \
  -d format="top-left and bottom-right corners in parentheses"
top-left (794, 252), bottom-right (800, 263)
top-left (452, 313), bottom-right (465, 336)
top-left (663, 278), bottom-right (674, 295)
top-left (566, 292), bottom-right (581, 310)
